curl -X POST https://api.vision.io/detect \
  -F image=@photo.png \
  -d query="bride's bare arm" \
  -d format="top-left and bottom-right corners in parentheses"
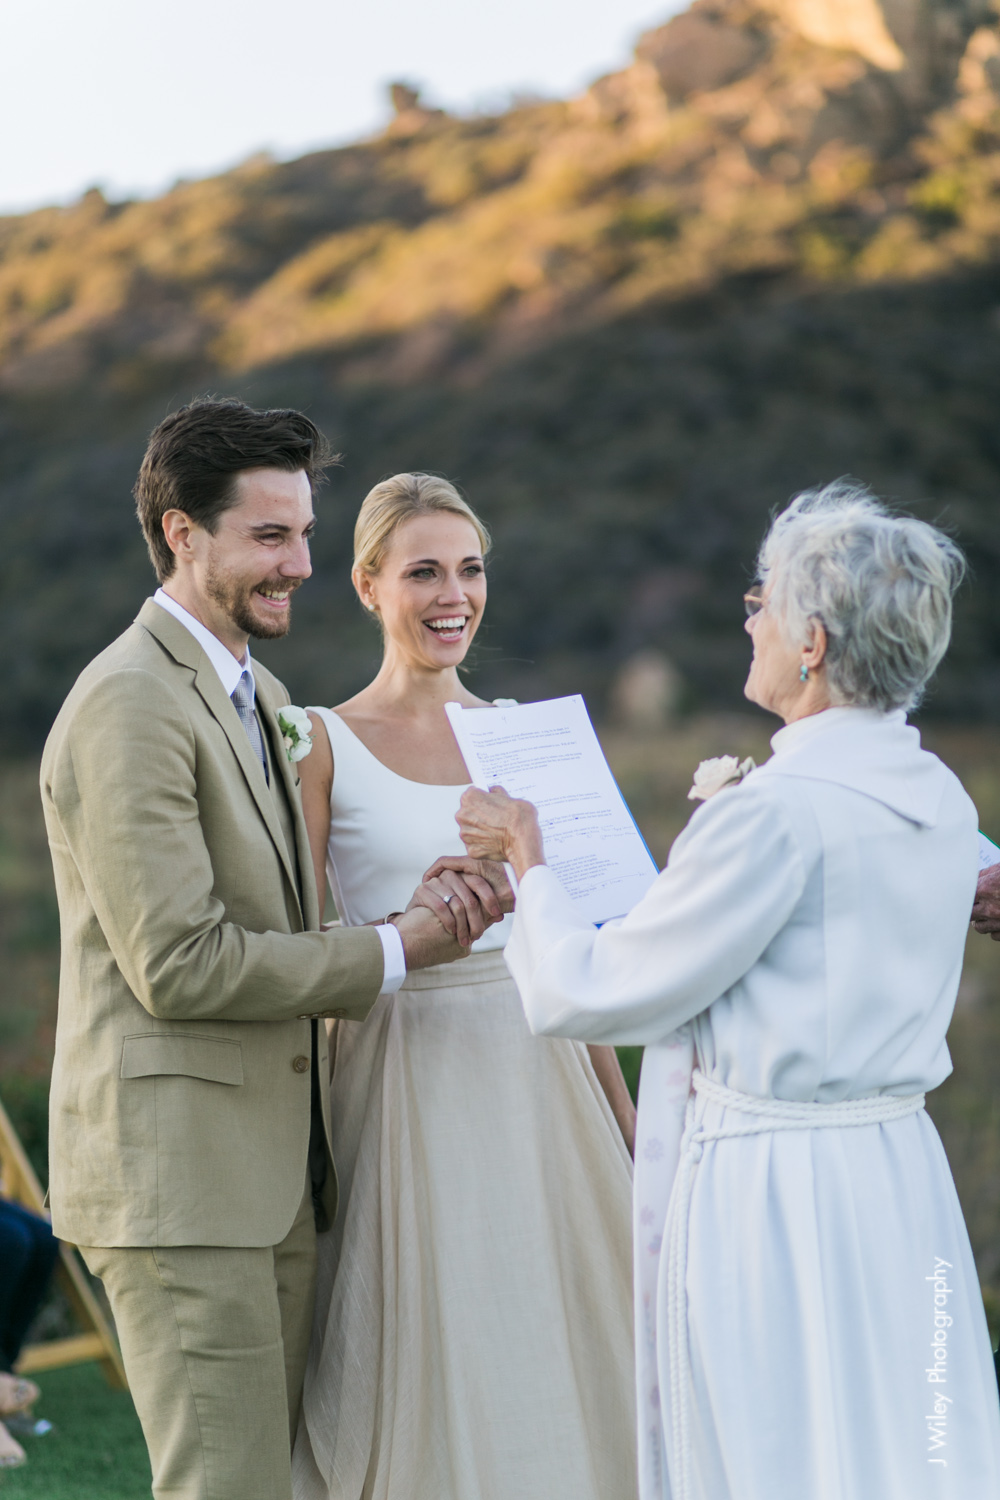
top-left (301, 713), bottom-right (335, 921)
top-left (587, 1046), bottom-right (636, 1159)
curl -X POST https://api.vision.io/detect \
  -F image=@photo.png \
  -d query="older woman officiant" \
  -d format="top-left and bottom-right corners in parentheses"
top-left (450, 484), bottom-right (1000, 1500)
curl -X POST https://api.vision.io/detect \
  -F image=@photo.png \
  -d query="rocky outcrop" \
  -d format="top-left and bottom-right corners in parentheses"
top-left (771, 0), bottom-right (991, 67)
top-left (773, 0), bottom-right (909, 69)
top-left (631, 0), bottom-right (997, 112)
top-left (771, 0), bottom-right (995, 94)
top-left (636, 9), bottom-right (769, 100)
top-left (385, 82), bottom-right (446, 137)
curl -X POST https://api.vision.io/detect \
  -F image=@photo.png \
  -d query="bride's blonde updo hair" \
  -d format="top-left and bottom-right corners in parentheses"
top-left (353, 472), bottom-right (491, 577)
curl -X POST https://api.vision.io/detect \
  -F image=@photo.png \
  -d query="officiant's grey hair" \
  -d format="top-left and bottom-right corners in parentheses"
top-left (756, 482), bottom-right (965, 712)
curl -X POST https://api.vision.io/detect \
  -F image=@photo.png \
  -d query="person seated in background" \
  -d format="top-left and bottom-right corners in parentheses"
top-left (0, 1195), bottom-right (58, 1468)
top-left (0, 1420), bottom-right (26, 1469)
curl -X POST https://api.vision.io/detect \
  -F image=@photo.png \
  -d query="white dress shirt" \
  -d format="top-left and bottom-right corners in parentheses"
top-left (151, 589), bottom-right (405, 994)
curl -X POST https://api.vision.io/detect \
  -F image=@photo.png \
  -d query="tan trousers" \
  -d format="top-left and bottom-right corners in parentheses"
top-left (80, 1178), bottom-right (317, 1500)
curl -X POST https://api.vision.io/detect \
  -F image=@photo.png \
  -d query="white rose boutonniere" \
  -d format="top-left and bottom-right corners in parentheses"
top-left (687, 754), bottom-right (756, 802)
top-left (277, 705), bottom-right (314, 763)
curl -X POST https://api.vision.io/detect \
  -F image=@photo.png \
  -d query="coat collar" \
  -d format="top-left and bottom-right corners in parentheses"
top-left (753, 706), bottom-right (949, 828)
top-left (137, 598), bottom-right (304, 916)
top-left (152, 586), bottom-right (251, 698)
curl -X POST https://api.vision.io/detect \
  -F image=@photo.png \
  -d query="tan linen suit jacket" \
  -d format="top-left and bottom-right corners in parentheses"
top-left (41, 598), bottom-right (384, 1249)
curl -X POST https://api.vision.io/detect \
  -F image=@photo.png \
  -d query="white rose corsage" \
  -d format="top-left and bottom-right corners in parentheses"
top-left (687, 754), bottom-right (755, 802)
top-left (277, 705), bottom-right (313, 763)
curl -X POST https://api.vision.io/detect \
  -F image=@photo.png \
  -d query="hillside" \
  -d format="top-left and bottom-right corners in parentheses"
top-left (4, 0), bottom-right (1000, 735)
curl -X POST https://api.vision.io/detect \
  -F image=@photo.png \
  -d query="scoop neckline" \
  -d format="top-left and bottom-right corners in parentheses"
top-left (318, 705), bottom-right (475, 791)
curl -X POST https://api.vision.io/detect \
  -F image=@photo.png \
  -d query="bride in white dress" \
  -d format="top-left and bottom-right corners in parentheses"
top-left (291, 473), bottom-right (639, 1500)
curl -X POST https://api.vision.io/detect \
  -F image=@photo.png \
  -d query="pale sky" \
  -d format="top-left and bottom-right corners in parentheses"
top-left (0, 0), bottom-right (684, 215)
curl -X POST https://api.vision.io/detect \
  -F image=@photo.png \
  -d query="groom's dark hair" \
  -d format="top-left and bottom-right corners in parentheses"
top-left (134, 396), bottom-right (337, 582)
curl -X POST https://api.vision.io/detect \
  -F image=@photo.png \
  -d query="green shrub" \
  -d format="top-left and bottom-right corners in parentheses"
top-left (0, 1072), bottom-right (50, 1188)
top-left (616, 1046), bottom-right (642, 1105)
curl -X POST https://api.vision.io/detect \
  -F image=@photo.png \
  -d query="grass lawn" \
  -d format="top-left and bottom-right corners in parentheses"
top-left (0, 1363), bottom-right (150, 1499)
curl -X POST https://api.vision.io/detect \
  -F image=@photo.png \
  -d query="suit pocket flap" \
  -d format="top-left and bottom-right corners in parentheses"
top-left (120, 1034), bottom-right (243, 1086)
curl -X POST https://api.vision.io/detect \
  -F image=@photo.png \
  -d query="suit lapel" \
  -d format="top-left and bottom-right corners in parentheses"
top-left (255, 682), bottom-right (318, 930)
top-left (137, 600), bottom-right (303, 915)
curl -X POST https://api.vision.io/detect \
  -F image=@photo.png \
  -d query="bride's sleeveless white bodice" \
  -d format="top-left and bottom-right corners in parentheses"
top-left (309, 705), bottom-right (514, 952)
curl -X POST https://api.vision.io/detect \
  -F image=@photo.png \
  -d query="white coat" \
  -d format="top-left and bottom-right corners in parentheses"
top-left (505, 706), bottom-right (1000, 1500)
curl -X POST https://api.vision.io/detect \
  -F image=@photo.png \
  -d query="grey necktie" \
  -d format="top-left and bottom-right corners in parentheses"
top-left (231, 671), bottom-right (268, 783)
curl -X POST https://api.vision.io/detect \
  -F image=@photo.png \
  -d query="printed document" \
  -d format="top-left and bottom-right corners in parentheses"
top-left (446, 695), bottom-right (658, 924)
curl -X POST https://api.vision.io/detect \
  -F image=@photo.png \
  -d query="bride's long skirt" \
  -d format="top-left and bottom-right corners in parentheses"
top-left (292, 949), bottom-right (638, 1500)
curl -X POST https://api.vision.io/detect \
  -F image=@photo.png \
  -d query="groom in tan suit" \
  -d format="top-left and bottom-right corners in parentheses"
top-left (41, 399), bottom-right (464, 1500)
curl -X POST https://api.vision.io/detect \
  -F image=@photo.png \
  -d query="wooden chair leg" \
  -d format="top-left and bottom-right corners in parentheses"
top-left (0, 1095), bottom-right (127, 1390)
top-left (17, 1246), bottom-right (128, 1390)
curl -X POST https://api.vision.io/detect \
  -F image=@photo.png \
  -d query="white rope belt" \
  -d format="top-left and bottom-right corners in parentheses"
top-left (664, 1070), bottom-right (925, 1500)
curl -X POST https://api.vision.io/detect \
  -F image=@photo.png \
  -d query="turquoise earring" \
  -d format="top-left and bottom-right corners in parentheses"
top-left (799, 663), bottom-right (809, 682)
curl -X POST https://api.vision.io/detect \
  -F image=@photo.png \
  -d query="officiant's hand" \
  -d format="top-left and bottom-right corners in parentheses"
top-left (456, 787), bottom-right (546, 881)
top-left (406, 859), bottom-right (510, 948)
top-left (972, 864), bottom-right (1000, 940)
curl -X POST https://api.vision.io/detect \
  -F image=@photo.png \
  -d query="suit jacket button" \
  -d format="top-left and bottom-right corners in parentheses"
top-left (332, 1008), bottom-right (347, 1019)
top-left (292, 1055), bottom-right (310, 1073)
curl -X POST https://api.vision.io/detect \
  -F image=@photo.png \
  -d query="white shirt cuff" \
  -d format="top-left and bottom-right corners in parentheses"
top-left (376, 922), bottom-right (406, 996)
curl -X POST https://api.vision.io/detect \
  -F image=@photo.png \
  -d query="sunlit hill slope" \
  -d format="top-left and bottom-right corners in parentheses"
top-left (4, 0), bottom-right (1000, 736)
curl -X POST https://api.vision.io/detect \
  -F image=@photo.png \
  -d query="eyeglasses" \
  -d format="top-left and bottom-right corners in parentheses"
top-left (743, 594), bottom-right (766, 618)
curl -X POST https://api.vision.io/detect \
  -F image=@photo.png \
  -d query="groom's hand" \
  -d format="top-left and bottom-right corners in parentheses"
top-left (972, 863), bottom-right (1000, 940)
top-left (391, 906), bottom-right (470, 969)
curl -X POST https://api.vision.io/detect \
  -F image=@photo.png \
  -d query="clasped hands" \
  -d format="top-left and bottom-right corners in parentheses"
top-left (406, 855), bottom-right (513, 951)
top-left (392, 786), bottom-right (546, 967)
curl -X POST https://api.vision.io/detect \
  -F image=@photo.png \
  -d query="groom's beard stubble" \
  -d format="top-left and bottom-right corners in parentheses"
top-left (206, 558), bottom-right (301, 641)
